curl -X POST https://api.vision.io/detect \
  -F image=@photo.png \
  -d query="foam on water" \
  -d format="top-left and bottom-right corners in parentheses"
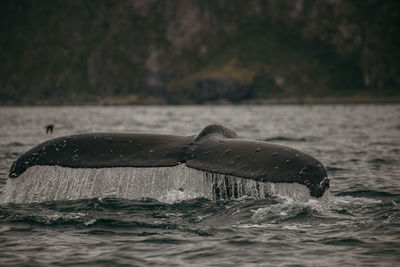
top-left (0, 164), bottom-right (313, 204)
top-left (249, 190), bottom-right (384, 227)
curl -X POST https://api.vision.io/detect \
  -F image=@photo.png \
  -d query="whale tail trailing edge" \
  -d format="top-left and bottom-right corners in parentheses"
top-left (8, 124), bottom-right (329, 199)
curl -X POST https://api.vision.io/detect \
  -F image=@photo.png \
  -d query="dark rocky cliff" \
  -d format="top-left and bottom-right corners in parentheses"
top-left (1, 0), bottom-right (399, 104)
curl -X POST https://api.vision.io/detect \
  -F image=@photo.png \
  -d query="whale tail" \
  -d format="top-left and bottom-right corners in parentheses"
top-left (7, 124), bottom-right (329, 199)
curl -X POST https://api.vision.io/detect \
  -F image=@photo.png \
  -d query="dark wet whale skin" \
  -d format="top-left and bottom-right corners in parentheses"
top-left (9, 125), bottom-right (329, 197)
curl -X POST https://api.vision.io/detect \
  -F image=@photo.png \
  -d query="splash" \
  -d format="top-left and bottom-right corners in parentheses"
top-left (249, 190), bottom-right (384, 226)
top-left (1, 164), bottom-right (313, 204)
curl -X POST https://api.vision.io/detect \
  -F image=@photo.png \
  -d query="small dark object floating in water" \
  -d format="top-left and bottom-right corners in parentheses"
top-left (45, 124), bottom-right (54, 134)
top-left (9, 124), bottom-right (329, 198)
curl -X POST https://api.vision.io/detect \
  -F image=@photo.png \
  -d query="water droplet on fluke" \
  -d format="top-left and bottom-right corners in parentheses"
top-left (255, 148), bottom-right (261, 152)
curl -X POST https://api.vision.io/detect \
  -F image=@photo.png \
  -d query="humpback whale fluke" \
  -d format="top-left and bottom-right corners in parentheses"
top-left (9, 125), bottom-right (329, 198)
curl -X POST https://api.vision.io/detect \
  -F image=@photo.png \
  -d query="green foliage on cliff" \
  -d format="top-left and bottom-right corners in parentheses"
top-left (1, 0), bottom-right (399, 104)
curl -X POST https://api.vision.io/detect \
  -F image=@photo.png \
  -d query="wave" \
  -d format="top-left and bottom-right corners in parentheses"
top-left (326, 166), bottom-right (347, 171)
top-left (264, 136), bottom-right (318, 142)
top-left (367, 157), bottom-right (398, 165)
top-left (0, 190), bottom-right (392, 233)
top-left (336, 190), bottom-right (399, 201)
top-left (5, 142), bottom-right (25, 147)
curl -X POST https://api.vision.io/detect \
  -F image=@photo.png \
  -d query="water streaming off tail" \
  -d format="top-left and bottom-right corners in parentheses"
top-left (0, 164), bottom-right (312, 203)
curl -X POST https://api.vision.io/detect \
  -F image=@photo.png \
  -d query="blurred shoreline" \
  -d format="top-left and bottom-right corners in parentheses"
top-left (2, 95), bottom-right (400, 106)
top-left (2, 1), bottom-right (399, 106)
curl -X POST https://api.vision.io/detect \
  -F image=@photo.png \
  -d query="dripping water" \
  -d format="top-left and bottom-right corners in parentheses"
top-left (0, 164), bottom-right (312, 204)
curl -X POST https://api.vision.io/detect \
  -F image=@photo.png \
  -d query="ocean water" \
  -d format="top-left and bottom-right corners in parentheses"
top-left (0, 105), bottom-right (399, 266)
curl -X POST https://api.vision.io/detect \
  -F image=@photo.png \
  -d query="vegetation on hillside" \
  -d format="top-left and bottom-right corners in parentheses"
top-left (1, 0), bottom-right (399, 104)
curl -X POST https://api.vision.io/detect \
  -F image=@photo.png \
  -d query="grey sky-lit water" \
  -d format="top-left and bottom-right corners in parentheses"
top-left (0, 105), bottom-right (399, 266)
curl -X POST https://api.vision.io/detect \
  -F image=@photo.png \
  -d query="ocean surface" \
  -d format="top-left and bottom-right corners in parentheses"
top-left (0, 105), bottom-right (399, 266)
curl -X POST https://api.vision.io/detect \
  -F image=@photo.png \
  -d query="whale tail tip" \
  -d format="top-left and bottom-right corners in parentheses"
top-left (9, 161), bottom-right (18, 178)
